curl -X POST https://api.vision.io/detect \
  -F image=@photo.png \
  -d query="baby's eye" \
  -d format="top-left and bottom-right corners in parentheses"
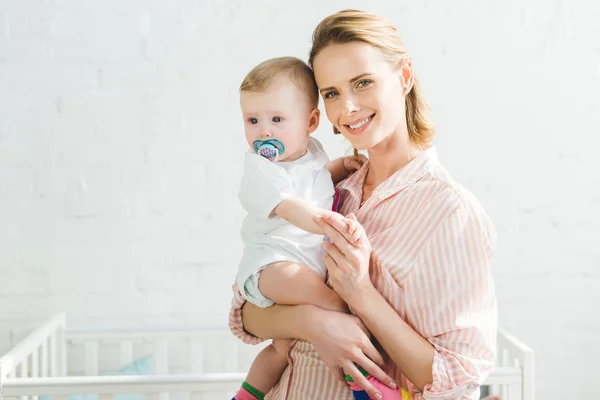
top-left (272, 117), bottom-right (282, 123)
top-left (357, 79), bottom-right (372, 88)
top-left (324, 91), bottom-right (339, 99)
top-left (248, 118), bottom-right (258, 124)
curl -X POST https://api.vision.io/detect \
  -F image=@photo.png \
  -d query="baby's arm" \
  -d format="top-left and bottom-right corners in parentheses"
top-left (273, 155), bottom-right (365, 235)
top-left (274, 197), bottom-right (337, 234)
top-left (275, 197), bottom-right (362, 245)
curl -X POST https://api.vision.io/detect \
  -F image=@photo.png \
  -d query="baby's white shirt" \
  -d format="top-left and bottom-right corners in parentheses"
top-left (237, 137), bottom-right (335, 307)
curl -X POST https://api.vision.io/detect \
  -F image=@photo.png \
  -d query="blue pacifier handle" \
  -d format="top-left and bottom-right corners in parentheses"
top-left (252, 138), bottom-right (285, 160)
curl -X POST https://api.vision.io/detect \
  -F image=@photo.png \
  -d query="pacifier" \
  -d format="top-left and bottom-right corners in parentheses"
top-left (252, 138), bottom-right (285, 162)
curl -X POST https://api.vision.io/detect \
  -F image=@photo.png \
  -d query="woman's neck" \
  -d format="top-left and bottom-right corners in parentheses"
top-left (365, 133), bottom-right (424, 188)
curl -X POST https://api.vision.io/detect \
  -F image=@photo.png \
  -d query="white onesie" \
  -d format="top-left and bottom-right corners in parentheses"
top-left (237, 137), bottom-right (335, 308)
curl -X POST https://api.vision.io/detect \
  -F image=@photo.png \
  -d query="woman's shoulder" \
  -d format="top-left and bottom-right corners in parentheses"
top-left (406, 164), bottom-right (495, 234)
top-left (424, 165), bottom-right (496, 240)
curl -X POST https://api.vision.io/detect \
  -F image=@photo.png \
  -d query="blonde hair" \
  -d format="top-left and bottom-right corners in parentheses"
top-left (240, 56), bottom-right (319, 109)
top-left (309, 9), bottom-right (435, 146)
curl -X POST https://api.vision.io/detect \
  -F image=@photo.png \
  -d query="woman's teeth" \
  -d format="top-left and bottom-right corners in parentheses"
top-left (349, 116), bottom-right (372, 130)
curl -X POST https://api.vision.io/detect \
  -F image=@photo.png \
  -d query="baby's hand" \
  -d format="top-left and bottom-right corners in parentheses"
top-left (345, 217), bottom-right (362, 245)
top-left (322, 210), bottom-right (362, 245)
top-left (343, 153), bottom-right (368, 174)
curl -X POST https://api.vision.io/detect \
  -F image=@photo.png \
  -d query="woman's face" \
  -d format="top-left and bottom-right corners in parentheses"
top-left (313, 41), bottom-right (411, 151)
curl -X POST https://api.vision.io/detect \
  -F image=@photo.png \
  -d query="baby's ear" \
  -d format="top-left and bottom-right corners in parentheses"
top-left (307, 108), bottom-right (320, 134)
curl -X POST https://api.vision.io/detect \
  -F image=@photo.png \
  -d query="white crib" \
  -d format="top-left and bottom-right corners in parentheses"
top-left (0, 313), bottom-right (534, 400)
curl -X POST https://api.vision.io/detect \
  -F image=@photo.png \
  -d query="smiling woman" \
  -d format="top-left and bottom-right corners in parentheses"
top-left (231, 9), bottom-right (498, 400)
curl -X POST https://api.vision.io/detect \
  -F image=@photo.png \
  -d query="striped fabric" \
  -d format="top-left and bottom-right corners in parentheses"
top-left (229, 147), bottom-right (498, 399)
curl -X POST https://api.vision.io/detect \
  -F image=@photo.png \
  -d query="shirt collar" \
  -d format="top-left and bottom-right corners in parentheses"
top-left (337, 146), bottom-right (440, 205)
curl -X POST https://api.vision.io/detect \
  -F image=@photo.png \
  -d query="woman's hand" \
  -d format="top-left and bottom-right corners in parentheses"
top-left (314, 213), bottom-right (374, 306)
top-left (302, 305), bottom-right (397, 399)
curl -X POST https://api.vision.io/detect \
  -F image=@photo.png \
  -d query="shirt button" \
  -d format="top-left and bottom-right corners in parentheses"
top-left (466, 383), bottom-right (478, 393)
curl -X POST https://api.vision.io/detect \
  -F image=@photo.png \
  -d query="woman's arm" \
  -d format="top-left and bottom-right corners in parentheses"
top-left (398, 205), bottom-right (497, 399)
top-left (317, 214), bottom-right (433, 390)
top-left (241, 300), bottom-right (311, 340)
top-left (228, 282), bottom-right (397, 399)
top-left (317, 205), bottom-right (497, 399)
top-left (348, 285), bottom-right (434, 391)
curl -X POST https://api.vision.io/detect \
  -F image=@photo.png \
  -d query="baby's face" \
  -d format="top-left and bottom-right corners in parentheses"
top-left (240, 77), bottom-right (315, 162)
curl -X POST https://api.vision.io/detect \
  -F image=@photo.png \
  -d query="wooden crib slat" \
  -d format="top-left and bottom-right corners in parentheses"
top-left (19, 359), bottom-right (28, 378)
top-left (49, 332), bottom-right (57, 377)
top-left (31, 347), bottom-right (40, 400)
top-left (31, 346), bottom-right (39, 377)
top-left (500, 348), bottom-right (509, 400)
top-left (19, 358), bottom-right (29, 400)
top-left (56, 327), bottom-right (66, 376)
top-left (224, 340), bottom-right (238, 372)
top-left (190, 338), bottom-right (203, 373)
top-left (99, 394), bottom-right (113, 400)
top-left (85, 341), bottom-right (99, 376)
top-left (120, 341), bottom-right (134, 366)
top-left (153, 339), bottom-right (168, 375)
top-left (40, 340), bottom-right (48, 378)
top-left (191, 392), bottom-right (206, 400)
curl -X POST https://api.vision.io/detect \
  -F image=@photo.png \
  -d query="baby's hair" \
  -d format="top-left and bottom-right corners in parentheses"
top-left (240, 57), bottom-right (319, 109)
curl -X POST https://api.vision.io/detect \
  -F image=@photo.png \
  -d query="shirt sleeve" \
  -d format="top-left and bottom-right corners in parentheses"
top-left (238, 152), bottom-right (296, 219)
top-left (406, 200), bottom-right (498, 400)
top-left (228, 281), bottom-right (268, 345)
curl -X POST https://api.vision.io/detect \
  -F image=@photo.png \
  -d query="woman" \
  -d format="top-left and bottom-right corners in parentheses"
top-left (229, 9), bottom-right (498, 400)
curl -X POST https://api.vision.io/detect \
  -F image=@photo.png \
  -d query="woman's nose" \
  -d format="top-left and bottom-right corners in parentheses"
top-left (342, 99), bottom-right (359, 117)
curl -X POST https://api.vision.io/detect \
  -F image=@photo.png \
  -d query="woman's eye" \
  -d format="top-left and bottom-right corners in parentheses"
top-left (324, 91), bottom-right (338, 99)
top-left (272, 117), bottom-right (282, 123)
top-left (357, 79), bottom-right (372, 88)
top-left (249, 118), bottom-right (258, 124)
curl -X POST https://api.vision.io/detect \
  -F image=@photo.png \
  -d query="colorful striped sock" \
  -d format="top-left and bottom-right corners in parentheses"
top-left (345, 367), bottom-right (408, 399)
top-left (232, 381), bottom-right (265, 400)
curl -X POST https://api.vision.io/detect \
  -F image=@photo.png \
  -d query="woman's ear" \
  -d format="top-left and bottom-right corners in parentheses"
top-left (307, 108), bottom-right (320, 134)
top-left (399, 58), bottom-right (414, 96)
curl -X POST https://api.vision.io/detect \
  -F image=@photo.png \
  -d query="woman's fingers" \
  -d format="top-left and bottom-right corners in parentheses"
top-left (356, 355), bottom-right (398, 391)
top-left (344, 363), bottom-right (383, 400)
top-left (315, 215), bottom-right (354, 254)
top-left (331, 367), bottom-right (346, 383)
top-left (360, 337), bottom-right (385, 366)
top-left (322, 241), bottom-right (345, 266)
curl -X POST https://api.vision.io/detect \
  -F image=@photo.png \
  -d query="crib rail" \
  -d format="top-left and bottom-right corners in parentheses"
top-left (1, 373), bottom-right (244, 398)
top-left (0, 313), bottom-right (67, 383)
top-left (1, 314), bottom-right (534, 400)
top-left (486, 328), bottom-right (535, 400)
top-left (65, 327), bottom-right (242, 375)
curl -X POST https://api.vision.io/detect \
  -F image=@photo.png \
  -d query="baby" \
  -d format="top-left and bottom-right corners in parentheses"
top-left (232, 56), bottom-right (367, 400)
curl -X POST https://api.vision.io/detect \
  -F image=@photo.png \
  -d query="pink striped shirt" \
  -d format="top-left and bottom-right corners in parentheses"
top-left (229, 147), bottom-right (498, 399)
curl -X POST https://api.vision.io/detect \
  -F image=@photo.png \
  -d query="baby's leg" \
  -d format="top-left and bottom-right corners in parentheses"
top-left (259, 261), bottom-right (347, 312)
top-left (233, 339), bottom-right (291, 399)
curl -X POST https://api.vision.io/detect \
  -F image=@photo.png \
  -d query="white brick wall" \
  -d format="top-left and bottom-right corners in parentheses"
top-left (0, 1), bottom-right (598, 398)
